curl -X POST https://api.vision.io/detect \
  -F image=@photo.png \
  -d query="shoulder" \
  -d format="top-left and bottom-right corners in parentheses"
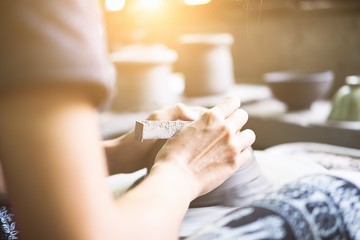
top-left (0, 0), bottom-right (111, 106)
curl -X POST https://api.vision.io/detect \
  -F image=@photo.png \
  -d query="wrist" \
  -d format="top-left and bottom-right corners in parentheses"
top-left (149, 162), bottom-right (199, 203)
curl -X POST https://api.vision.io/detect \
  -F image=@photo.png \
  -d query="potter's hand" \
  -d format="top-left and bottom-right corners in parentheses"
top-left (104, 104), bottom-right (207, 175)
top-left (150, 96), bottom-right (256, 199)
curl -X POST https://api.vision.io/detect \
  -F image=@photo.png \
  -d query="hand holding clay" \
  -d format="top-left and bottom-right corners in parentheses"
top-left (151, 96), bottom-right (256, 199)
top-left (104, 103), bottom-right (207, 174)
top-left (136, 103), bottom-right (209, 170)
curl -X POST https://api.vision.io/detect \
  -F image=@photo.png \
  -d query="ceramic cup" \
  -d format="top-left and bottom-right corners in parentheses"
top-left (328, 75), bottom-right (360, 122)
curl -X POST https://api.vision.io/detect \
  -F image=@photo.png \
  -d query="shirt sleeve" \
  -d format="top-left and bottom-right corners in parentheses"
top-left (0, 0), bottom-right (111, 106)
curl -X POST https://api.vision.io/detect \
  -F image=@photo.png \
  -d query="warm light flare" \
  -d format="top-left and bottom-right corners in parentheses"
top-left (135, 0), bottom-right (162, 10)
top-left (184, 0), bottom-right (211, 6)
top-left (105, 0), bottom-right (126, 11)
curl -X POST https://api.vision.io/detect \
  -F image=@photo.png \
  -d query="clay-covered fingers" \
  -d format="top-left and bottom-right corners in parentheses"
top-left (209, 95), bottom-right (241, 120)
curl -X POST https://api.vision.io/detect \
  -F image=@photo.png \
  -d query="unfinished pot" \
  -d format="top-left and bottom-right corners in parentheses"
top-left (178, 33), bottom-right (235, 97)
top-left (110, 45), bottom-right (178, 112)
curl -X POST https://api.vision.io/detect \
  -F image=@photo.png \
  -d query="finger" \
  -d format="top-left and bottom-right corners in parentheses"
top-left (147, 103), bottom-right (188, 121)
top-left (148, 103), bottom-right (207, 121)
top-left (179, 105), bottom-right (208, 121)
top-left (210, 95), bottom-right (241, 119)
top-left (234, 129), bottom-right (256, 151)
top-left (236, 148), bottom-right (253, 168)
top-left (225, 109), bottom-right (249, 134)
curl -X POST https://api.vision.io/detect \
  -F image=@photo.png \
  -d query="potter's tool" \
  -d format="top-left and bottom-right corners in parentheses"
top-left (135, 120), bottom-right (191, 141)
top-left (134, 120), bottom-right (272, 208)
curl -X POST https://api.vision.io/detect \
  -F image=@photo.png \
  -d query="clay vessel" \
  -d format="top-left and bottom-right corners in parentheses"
top-left (111, 44), bottom-right (178, 112)
top-left (264, 70), bottom-right (334, 111)
top-left (178, 33), bottom-right (235, 97)
top-left (328, 75), bottom-right (360, 122)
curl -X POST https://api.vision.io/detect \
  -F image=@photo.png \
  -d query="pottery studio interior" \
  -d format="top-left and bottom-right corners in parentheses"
top-left (98, 0), bottom-right (360, 237)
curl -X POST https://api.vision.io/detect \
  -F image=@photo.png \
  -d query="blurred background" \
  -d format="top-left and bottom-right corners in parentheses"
top-left (97, 0), bottom-right (360, 150)
top-left (99, 0), bottom-right (360, 96)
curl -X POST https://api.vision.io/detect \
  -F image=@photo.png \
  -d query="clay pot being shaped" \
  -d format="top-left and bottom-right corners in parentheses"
top-left (110, 44), bottom-right (178, 112)
top-left (178, 33), bottom-right (235, 97)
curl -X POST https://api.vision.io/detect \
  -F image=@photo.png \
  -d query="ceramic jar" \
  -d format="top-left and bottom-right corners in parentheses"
top-left (178, 33), bottom-right (235, 97)
top-left (110, 45), bottom-right (178, 112)
top-left (328, 75), bottom-right (360, 122)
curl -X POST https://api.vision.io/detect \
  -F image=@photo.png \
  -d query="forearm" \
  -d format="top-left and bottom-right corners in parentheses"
top-left (114, 163), bottom-right (194, 240)
top-left (0, 85), bottom-right (191, 239)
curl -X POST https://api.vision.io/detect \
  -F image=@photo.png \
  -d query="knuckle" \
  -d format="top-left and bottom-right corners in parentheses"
top-left (203, 110), bottom-right (222, 124)
top-left (175, 103), bottom-right (185, 111)
top-left (221, 125), bottom-right (232, 140)
top-left (229, 155), bottom-right (241, 169)
top-left (147, 111), bottom-right (161, 120)
top-left (228, 142), bottom-right (239, 156)
top-left (225, 95), bottom-right (241, 107)
top-left (175, 103), bottom-right (186, 117)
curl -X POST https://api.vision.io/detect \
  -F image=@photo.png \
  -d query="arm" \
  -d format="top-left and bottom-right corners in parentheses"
top-left (0, 84), bottom-right (117, 239)
top-left (0, 85), bottom-right (254, 239)
top-left (0, 84), bottom-right (196, 240)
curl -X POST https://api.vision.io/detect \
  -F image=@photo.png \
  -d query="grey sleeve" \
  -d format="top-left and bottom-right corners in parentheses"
top-left (0, 0), bottom-right (111, 105)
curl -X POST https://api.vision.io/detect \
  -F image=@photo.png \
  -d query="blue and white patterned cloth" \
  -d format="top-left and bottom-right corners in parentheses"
top-left (1, 174), bottom-right (360, 239)
top-left (187, 174), bottom-right (360, 240)
top-left (0, 205), bottom-right (18, 240)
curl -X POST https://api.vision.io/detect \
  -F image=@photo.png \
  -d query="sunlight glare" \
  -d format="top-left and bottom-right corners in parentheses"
top-left (105, 0), bottom-right (126, 11)
top-left (184, 0), bottom-right (211, 6)
top-left (136, 0), bottom-right (162, 10)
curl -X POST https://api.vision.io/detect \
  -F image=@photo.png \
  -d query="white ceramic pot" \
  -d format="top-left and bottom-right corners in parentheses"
top-left (110, 45), bottom-right (178, 112)
top-left (178, 33), bottom-right (235, 97)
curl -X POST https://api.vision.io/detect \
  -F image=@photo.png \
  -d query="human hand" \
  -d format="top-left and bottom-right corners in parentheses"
top-left (151, 96), bottom-right (256, 199)
top-left (104, 103), bottom-right (207, 174)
